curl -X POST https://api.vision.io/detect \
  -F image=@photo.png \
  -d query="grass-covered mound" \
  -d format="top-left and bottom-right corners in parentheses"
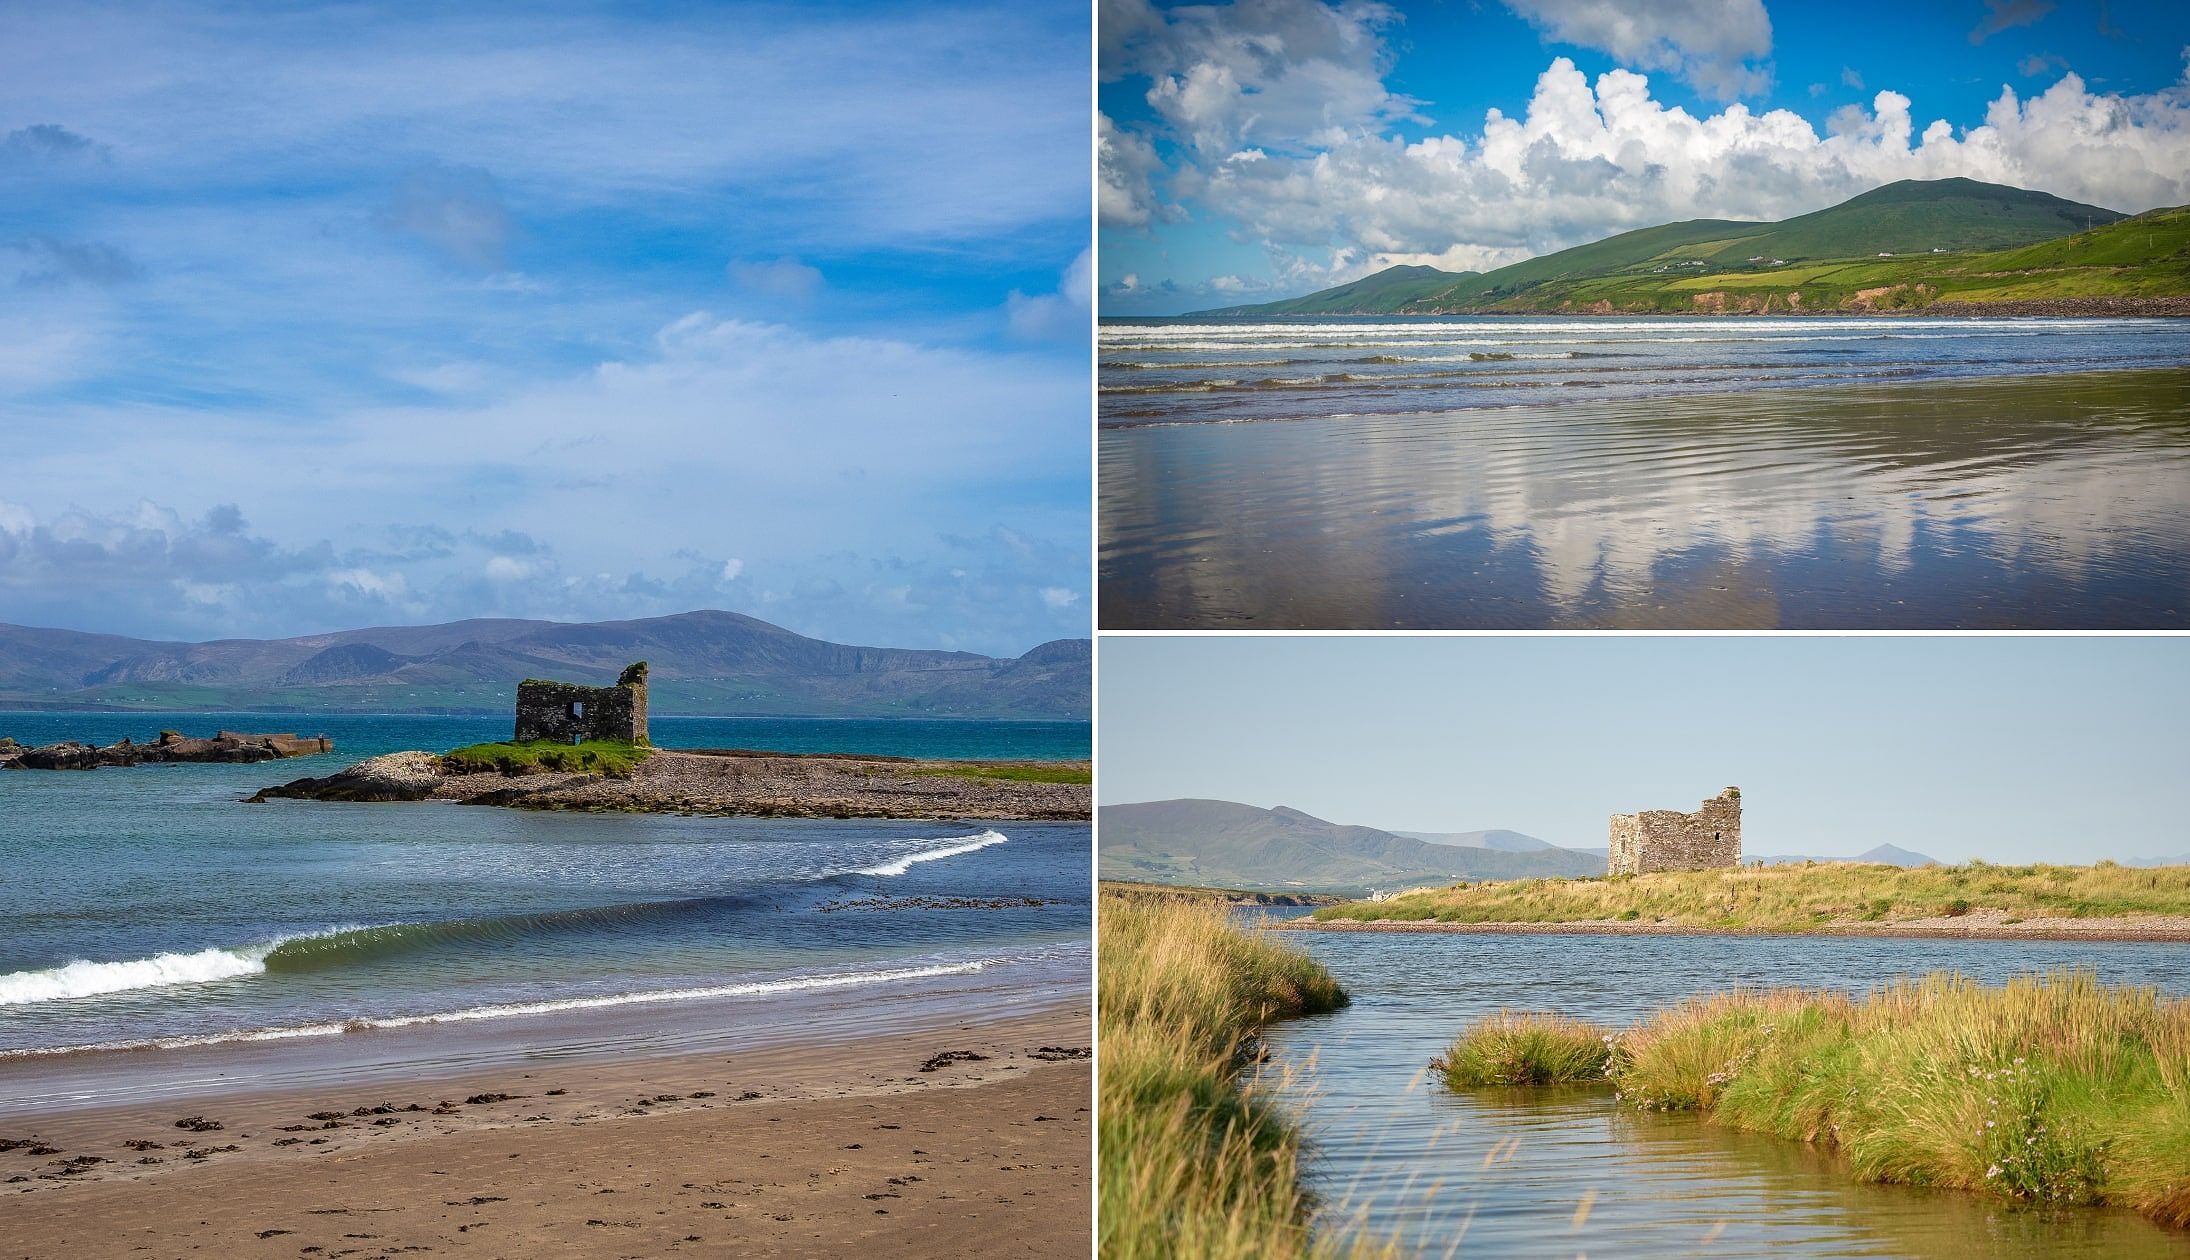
top-left (443, 739), bottom-right (651, 778)
top-left (1435, 970), bottom-right (2190, 1228)
top-left (1099, 894), bottom-right (1372, 1259)
top-left (1311, 861), bottom-right (2190, 933)
top-left (1434, 1011), bottom-right (1613, 1087)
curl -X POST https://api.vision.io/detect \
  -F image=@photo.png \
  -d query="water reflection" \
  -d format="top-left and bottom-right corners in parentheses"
top-left (1101, 368), bottom-right (2190, 628)
top-left (1257, 928), bottom-right (2189, 1257)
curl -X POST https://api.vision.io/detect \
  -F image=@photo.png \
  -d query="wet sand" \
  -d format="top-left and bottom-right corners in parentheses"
top-left (0, 1005), bottom-right (1090, 1258)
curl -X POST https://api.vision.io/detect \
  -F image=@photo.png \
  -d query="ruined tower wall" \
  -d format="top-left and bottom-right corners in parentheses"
top-left (1607, 788), bottom-right (1741, 874)
top-left (512, 666), bottom-right (648, 745)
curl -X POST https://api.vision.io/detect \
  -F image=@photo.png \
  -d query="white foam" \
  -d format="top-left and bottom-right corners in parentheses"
top-left (0, 946), bottom-right (272, 1006)
top-left (0, 959), bottom-right (999, 1058)
top-left (845, 830), bottom-right (1009, 877)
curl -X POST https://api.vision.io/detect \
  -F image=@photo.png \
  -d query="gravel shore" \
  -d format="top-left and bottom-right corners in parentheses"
top-left (252, 748), bottom-right (1090, 821)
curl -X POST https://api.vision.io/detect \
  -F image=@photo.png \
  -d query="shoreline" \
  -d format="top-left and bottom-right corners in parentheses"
top-left (1, 1000), bottom-right (1090, 1257)
top-left (1275, 913), bottom-right (2190, 943)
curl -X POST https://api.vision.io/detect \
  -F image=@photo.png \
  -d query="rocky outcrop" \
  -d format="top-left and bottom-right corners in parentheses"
top-left (248, 751), bottom-right (443, 802)
top-left (0, 730), bottom-right (331, 770)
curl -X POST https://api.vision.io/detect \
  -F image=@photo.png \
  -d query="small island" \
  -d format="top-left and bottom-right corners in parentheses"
top-left (248, 662), bottom-right (1089, 821)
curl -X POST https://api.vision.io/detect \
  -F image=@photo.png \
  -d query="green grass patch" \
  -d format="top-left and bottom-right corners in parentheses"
top-left (1598, 971), bottom-right (2190, 1228)
top-left (903, 762), bottom-right (1091, 784)
top-left (1434, 1011), bottom-right (1613, 1088)
top-left (1311, 861), bottom-right (2190, 933)
top-left (443, 739), bottom-right (651, 778)
top-left (1100, 894), bottom-right (1386, 1258)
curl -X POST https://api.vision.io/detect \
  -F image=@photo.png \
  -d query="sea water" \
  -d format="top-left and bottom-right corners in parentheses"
top-left (1099, 317), bottom-right (2190, 628)
top-left (0, 713), bottom-right (1089, 1103)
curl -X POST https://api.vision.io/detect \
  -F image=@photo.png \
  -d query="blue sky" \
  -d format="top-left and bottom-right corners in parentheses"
top-left (1101, 0), bottom-right (2190, 313)
top-left (0, 0), bottom-right (1091, 656)
top-left (1099, 635), bottom-right (2190, 864)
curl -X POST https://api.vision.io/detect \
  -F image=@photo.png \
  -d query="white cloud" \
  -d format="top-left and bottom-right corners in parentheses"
top-left (1503, 0), bottom-right (1773, 100)
top-left (1191, 55), bottom-right (2190, 290)
top-left (1006, 248), bottom-right (1094, 340)
top-left (1039, 586), bottom-right (1080, 609)
top-left (1099, 112), bottom-right (1169, 227)
top-left (1105, 0), bottom-right (1415, 158)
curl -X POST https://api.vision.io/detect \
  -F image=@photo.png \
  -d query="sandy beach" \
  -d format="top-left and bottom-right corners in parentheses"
top-left (0, 1004), bottom-right (1090, 1259)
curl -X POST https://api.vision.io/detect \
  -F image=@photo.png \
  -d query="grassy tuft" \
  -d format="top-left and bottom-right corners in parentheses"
top-left (443, 739), bottom-right (651, 778)
top-left (1100, 894), bottom-right (1385, 1259)
top-left (1433, 1011), bottom-right (1614, 1088)
top-left (1600, 970), bottom-right (2190, 1227)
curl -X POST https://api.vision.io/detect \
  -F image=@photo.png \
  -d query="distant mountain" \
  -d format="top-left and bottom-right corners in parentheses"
top-left (1751, 844), bottom-right (1940, 867)
top-left (1193, 178), bottom-right (2170, 317)
top-left (0, 612), bottom-right (1089, 719)
top-left (1099, 798), bottom-right (1603, 892)
top-left (2125, 854), bottom-right (2190, 869)
top-left (1394, 829), bottom-right (1562, 852)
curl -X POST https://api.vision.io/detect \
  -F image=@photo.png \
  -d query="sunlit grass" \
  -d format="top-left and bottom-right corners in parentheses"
top-left (1437, 969), bottom-right (2190, 1229)
top-left (1312, 861), bottom-right (2190, 932)
top-left (1099, 894), bottom-right (1390, 1258)
top-left (1434, 1011), bottom-right (1614, 1088)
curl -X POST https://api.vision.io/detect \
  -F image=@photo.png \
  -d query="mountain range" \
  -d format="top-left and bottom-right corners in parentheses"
top-left (0, 611), bottom-right (1089, 719)
top-left (1099, 799), bottom-right (1955, 893)
top-left (1193, 178), bottom-right (2188, 318)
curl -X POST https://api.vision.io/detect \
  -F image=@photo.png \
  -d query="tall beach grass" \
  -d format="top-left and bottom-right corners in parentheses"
top-left (1099, 894), bottom-right (1367, 1258)
top-left (1436, 969), bottom-right (2190, 1228)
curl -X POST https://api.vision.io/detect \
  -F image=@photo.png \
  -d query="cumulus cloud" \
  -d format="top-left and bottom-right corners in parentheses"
top-left (728, 256), bottom-right (825, 303)
top-left (378, 162), bottom-right (513, 271)
top-left (1971, 0), bottom-right (2054, 45)
top-left (1503, 0), bottom-right (1773, 100)
top-left (1099, 112), bottom-right (1170, 227)
top-left (1185, 54), bottom-right (2190, 290)
top-left (1104, 0), bottom-right (1415, 158)
top-left (1005, 248), bottom-right (1094, 339)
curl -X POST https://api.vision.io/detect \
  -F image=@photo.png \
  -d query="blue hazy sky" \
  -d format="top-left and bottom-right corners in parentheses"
top-left (1, 0), bottom-right (1090, 655)
top-left (1101, 0), bottom-right (2190, 313)
top-left (1099, 636), bottom-right (2190, 864)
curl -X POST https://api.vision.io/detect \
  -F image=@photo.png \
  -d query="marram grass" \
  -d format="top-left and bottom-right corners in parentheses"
top-left (1312, 860), bottom-right (2190, 932)
top-left (1437, 969), bottom-right (2190, 1228)
top-left (1098, 895), bottom-right (1389, 1259)
top-left (1433, 1011), bottom-right (1614, 1087)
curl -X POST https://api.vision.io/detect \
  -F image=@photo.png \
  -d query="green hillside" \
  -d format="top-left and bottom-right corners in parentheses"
top-left (1193, 179), bottom-right (2180, 317)
top-left (1224, 263), bottom-right (1481, 315)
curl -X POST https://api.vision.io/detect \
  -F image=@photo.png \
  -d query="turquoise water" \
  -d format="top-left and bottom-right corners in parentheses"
top-left (0, 714), bottom-right (1090, 1080)
top-left (1257, 924), bottom-right (2190, 1258)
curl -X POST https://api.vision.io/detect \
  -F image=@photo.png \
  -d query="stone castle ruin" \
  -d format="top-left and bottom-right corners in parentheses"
top-left (1608, 787), bottom-right (1741, 875)
top-left (513, 661), bottom-right (649, 746)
